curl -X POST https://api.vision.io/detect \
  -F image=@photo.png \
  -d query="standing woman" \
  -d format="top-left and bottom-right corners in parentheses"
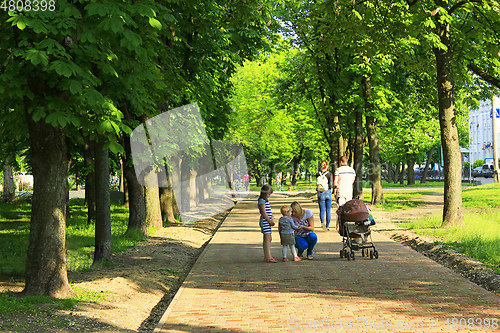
top-left (290, 201), bottom-right (318, 260)
top-left (316, 161), bottom-right (334, 231)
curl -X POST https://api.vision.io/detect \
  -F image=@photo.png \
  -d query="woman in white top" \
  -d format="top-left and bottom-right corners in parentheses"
top-left (290, 201), bottom-right (318, 260)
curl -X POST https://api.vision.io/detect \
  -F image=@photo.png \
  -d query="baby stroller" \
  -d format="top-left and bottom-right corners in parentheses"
top-left (336, 199), bottom-right (379, 260)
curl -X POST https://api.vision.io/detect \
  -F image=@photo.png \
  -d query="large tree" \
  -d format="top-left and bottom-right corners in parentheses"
top-left (0, 1), bottom-right (162, 297)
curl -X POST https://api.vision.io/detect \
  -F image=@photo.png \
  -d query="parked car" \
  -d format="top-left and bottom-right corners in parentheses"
top-left (472, 166), bottom-right (483, 177)
top-left (481, 164), bottom-right (494, 178)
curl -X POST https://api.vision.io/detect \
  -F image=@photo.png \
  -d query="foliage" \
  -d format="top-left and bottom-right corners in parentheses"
top-left (0, 198), bottom-right (146, 275)
top-left (228, 46), bottom-right (325, 177)
top-left (473, 160), bottom-right (485, 168)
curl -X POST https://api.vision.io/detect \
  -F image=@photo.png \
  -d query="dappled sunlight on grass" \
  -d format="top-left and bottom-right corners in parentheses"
top-left (398, 204), bottom-right (500, 272)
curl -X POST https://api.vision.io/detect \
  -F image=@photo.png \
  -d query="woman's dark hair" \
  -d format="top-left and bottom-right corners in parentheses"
top-left (259, 184), bottom-right (273, 200)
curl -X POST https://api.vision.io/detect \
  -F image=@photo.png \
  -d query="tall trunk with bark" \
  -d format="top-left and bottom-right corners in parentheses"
top-left (363, 76), bottom-right (383, 205)
top-left (421, 145), bottom-right (436, 184)
top-left (292, 145), bottom-right (304, 185)
top-left (93, 137), bottom-right (112, 265)
top-left (83, 135), bottom-right (96, 225)
top-left (407, 156), bottom-right (416, 185)
top-left (433, 15), bottom-right (465, 227)
top-left (144, 171), bottom-right (162, 229)
top-left (386, 162), bottom-right (393, 183)
top-left (120, 157), bottom-right (129, 207)
top-left (190, 168), bottom-right (198, 207)
top-left (353, 108), bottom-right (364, 199)
top-left (23, 109), bottom-right (75, 298)
top-left (123, 136), bottom-right (148, 236)
top-left (2, 160), bottom-right (15, 202)
top-left (160, 185), bottom-right (176, 224)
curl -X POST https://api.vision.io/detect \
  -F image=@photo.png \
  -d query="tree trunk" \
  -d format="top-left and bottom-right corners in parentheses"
top-left (120, 157), bottom-right (129, 208)
top-left (93, 136), bottom-right (112, 265)
top-left (386, 162), bottom-right (394, 183)
top-left (421, 145), bottom-right (436, 184)
top-left (433, 17), bottom-right (465, 227)
top-left (180, 157), bottom-right (190, 215)
top-left (363, 76), bottom-right (383, 205)
top-left (366, 115), bottom-right (383, 205)
top-left (83, 135), bottom-right (96, 225)
top-left (353, 107), bottom-right (364, 199)
top-left (190, 168), bottom-right (198, 207)
top-left (160, 185), bottom-right (176, 224)
top-left (292, 145), bottom-right (304, 186)
top-left (23, 109), bottom-right (75, 298)
top-left (3, 161), bottom-right (15, 202)
top-left (407, 156), bottom-right (416, 185)
top-left (145, 182), bottom-right (162, 229)
top-left (123, 135), bottom-right (148, 236)
top-left (399, 162), bottom-right (405, 185)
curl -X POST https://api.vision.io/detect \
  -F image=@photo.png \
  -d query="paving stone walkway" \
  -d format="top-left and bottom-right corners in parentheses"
top-left (154, 193), bottom-right (500, 332)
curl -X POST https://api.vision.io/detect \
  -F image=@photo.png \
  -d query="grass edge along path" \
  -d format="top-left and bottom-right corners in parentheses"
top-left (385, 183), bottom-right (500, 273)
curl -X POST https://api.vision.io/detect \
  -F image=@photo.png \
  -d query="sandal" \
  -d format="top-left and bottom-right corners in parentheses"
top-left (293, 257), bottom-right (302, 261)
top-left (283, 258), bottom-right (289, 262)
top-left (265, 258), bottom-right (278, 263)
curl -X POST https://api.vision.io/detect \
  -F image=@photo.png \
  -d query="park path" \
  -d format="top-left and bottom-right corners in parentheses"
top-left (154, 192), bottom-right (500, 333)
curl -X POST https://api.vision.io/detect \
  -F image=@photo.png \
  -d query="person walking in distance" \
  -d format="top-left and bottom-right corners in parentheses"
top-left (334, 156), bottom-right (356, 206)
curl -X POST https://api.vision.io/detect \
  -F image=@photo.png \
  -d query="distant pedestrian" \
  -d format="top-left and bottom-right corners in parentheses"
top-left (276, 172), bottom-right (282, 191)
top-left (278, 205), bottom-right (301, 262)
top-left (243, 173), bottom-right (250, 191)
top-left (258, 184), bottom-right (277, 263)
top-left (334, 156), bottom-right (356, 206)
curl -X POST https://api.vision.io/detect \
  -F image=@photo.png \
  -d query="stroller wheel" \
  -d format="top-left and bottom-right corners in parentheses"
top-left (374, 250), bottom-right (379, 259)
top-left (369, 250), bottom-right (374, 259)
top-left (340, 250), bottom-right (344, 258)
top-left (347, 251), bottom-right (351, 260)
top-left (350, 252), bottom-right (355, 260)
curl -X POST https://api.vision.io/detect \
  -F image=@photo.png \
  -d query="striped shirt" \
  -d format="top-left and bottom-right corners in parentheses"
top-left (258, 198), bottom-right (273, 234)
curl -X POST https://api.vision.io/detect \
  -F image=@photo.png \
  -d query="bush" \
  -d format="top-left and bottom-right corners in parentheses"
top-left (473, 160), bottom-right (484, 168)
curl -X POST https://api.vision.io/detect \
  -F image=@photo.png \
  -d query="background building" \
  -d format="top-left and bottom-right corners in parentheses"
top-left (469, 96), bottom-right (500, 165)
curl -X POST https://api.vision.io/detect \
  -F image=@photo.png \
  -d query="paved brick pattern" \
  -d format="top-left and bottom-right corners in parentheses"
top-left (155, 194), bottom-right (500, 332)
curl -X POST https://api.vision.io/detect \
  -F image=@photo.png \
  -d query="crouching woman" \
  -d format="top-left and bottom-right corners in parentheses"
top-left (290, 201), bottom-right (318, 260)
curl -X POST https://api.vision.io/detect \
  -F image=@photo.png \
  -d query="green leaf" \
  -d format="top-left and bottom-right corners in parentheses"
top-left (106, 141), bottom-right (124, 154)
top-left (25, 50), bottom-right (49, 67)
top-left (26, 89), bottom-right (35, 100)
top-left (69, 81), bottom-right (82, 95)
top-left (70, 116), bottom-right (81, 127)
top-left (149, 17), bottom-right (162, 30)
top-left (16, 19), bottom-right (27, 30)
top-left (352, 10), bottom-right (362, 21)
top-left (58, 117), bottom-right (67, 127)
top-left (32, 109), bottom-right (46, 122)
top-left (54, 61), bottom-right (75, 78)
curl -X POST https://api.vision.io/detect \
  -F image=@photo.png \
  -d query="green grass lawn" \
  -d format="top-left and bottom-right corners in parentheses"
top-left (0, 197), bottom-right (148, 276)
top-left (390, 183), bottom-right (500, 272)
top-left (0, 196), bottom-right (151, 314)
